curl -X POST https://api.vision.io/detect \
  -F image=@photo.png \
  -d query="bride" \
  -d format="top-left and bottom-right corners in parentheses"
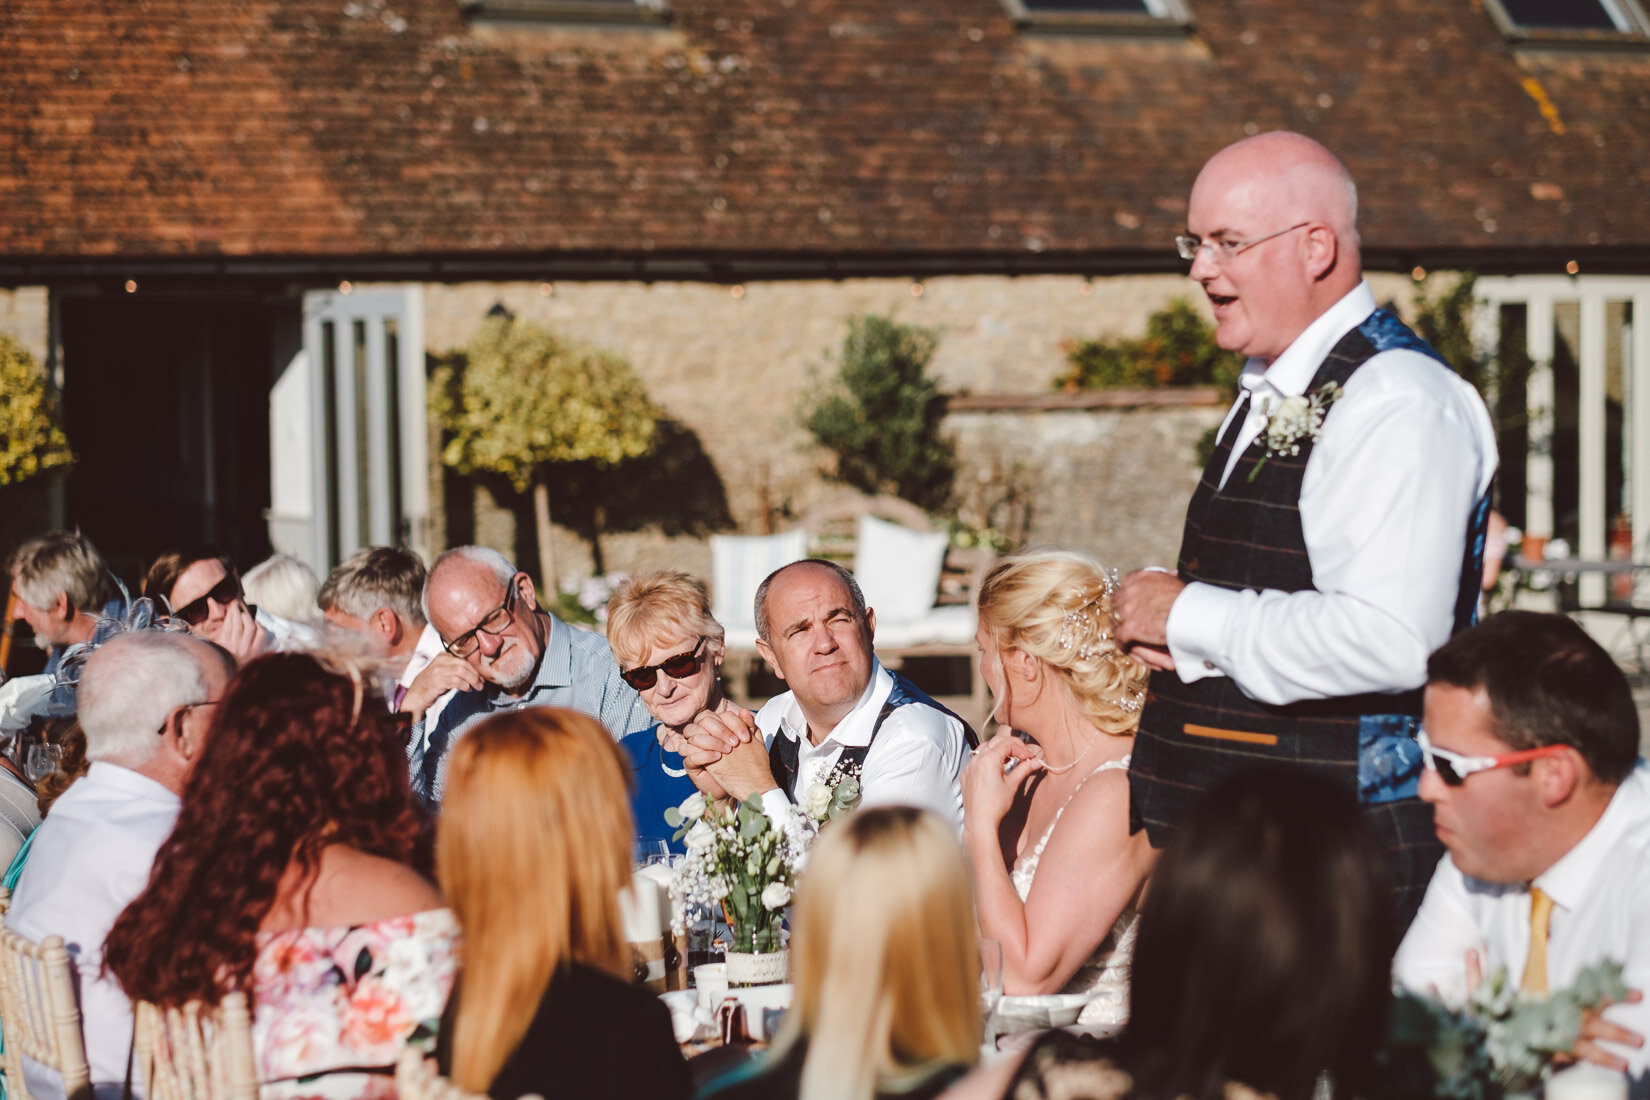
top-left (963, 551), bottom-right (1155, 1027)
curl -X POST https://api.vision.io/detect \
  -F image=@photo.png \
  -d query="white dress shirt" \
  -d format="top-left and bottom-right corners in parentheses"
top-left (1394, 762), bottom-right (1650, 1073)
top-left (755, 660), bottom-right (967, 831)
top-left (8, 762), bottom-right (182, 1100)
top-left (1166, 282), bottom-right (1498, 705)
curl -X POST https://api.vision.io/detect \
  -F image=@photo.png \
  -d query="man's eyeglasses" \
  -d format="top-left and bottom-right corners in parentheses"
top-left (158, 698), bottom-right (220, 736)
top-left (167, 575), bottom-right (241, 628)
top-left (444, 582), bottom-right (517, 658)
top-left (620, 637), bottom-right (708, 691)
top-left (1416, 727), bottom-right (1568, 787)
top-left (1175, 222), bottom-right (1311, 264)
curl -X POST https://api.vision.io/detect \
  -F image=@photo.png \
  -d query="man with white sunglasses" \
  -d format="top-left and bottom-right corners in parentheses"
top-left (1395, 611), bottom-right (1649, 1073)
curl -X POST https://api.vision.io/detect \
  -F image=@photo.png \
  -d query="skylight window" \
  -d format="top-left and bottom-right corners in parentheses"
top-left (1002, 0), bottom-right (1192, 34)
top-left (1483, 0), bottom-right (1649, 40)
top-left (461, 0), bottom-right (668, 27)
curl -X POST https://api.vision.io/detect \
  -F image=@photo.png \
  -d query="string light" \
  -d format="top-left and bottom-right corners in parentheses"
top-left (123, 279), bottom-right (138, 294)
top-left (339, 280), bottom-right (354, 294)
top-left (729, 284), bottom-right (746, 299)
top-left (910, 281), bottom-right (924, 297)
top-left (538, 282), bottom-right (555, 296)
top-left (1565, 260), bottom-right (1580, 275)
top-left (1411, 266), bottom-right (1427, 281)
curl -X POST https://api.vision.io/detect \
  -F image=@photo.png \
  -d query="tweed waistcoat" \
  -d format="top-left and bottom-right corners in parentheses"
top-left (1129, 310), bottom-right (1490, 846)
top-left (768, 671), bottom-right (977, 802)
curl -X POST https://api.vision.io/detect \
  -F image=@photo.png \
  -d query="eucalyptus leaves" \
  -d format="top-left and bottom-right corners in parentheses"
top-left (1373, 961), bottom-right (1630, 1099)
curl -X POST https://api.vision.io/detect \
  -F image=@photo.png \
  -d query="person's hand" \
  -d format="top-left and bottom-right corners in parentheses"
top-left (399, 654), bottom-right (485, 721)
top-left (706, 735), bottom-right (780, 802)
top-left (962, 732), bottom-right (1044, 844)
top-left (1113, 569), bottom-right (1186, 652)
top-left (1572, 990), bottom-right (1644, 1072)
top-left (680, 701), bottom-right (759, 801)
top-left (210, 602), bottom-right (270, 666)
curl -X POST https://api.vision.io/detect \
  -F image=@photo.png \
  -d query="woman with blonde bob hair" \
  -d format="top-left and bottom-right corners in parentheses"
top-left (702, 805), bottom-right (981, 1100)
top-left (606, 570), bottom-right (734, 850)
top-left (963, 550), bottom-right (1154, 1027)
top-left (434, 707), bottom-right (690, 1100)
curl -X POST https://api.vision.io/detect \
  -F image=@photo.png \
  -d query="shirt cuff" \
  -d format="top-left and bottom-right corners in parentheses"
top-left (1165, 582), bottom-right (1239, 683)
top-left (759, 788), bottom-right (794, 819)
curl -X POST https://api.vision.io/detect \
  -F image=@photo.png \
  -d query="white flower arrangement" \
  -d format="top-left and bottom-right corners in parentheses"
top-left (666, 791), bottom-right (810, 954)
top-left (1248, 380), bottom-right (1344, 482)
top-left (801, 758), bottom-right (863, 825)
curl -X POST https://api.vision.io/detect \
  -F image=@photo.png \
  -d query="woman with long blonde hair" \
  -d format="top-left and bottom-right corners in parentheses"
top-left (434, 707), bottom-right (690, 1100)
top-left (701, 805), bottom-right (981, 1100)
top-left (963, 550), bottom-right (1154, 1027)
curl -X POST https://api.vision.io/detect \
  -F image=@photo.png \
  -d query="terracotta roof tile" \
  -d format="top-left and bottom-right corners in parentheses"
top-left (0, 0), bottom-right (1647, 269)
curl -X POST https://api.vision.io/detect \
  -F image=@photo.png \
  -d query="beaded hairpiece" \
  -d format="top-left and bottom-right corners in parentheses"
top-left (1054, 567), bottom-right (1145, 713)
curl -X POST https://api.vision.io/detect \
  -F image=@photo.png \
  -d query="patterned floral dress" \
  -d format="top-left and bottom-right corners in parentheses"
top-left (252, 908), bottom-right (461, 1100)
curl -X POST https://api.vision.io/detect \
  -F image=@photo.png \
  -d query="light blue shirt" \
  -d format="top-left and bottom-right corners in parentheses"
top-left (412, 613), bottom-right (652, 805)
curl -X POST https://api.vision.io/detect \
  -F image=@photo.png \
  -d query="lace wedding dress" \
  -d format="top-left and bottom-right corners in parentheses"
top-left (1009, 755), bottom-right (1138, 1027)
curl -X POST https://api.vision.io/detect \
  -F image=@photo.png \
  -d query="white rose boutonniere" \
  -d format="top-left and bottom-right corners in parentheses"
top-left (1248, 381), bottom-right (1344, 482)
top-left (802, 783), bottom-right (833, 820)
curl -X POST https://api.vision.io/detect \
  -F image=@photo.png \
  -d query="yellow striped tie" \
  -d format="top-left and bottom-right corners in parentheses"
top-left (1521, 887), bottom-right (1554, 995)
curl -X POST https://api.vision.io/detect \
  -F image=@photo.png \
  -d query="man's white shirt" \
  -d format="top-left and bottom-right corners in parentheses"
top-left (755, 660), bottom-right (966, 831)
top-left (8, 762), bottom-right (182, 1100)
top-left (1166, 281), bottom-right (1498, 705)
top-left (1394, 761), bottom-right (1650, 1074)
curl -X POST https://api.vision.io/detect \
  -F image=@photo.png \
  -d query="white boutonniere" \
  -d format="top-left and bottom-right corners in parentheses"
top-left (802, 758), bottom-right (863, 824)
top-left (1248, 380), bottom-right (1344, 482)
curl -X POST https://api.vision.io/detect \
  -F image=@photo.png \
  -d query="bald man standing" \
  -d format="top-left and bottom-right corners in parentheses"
top-left (1113, 132), bottom-right (1497, 928)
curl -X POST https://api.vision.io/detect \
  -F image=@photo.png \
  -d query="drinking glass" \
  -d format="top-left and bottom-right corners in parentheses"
top-left (979, 937), bottom-right (1004, 1048)
top-left (25, 743), bottom-right (61, 784)
top-left (633, 836), bottom-right (670, 867)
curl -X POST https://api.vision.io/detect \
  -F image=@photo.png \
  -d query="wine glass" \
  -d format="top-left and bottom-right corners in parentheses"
top-left (633, 836), bottom-right (670, 867)
top-left (979, 937), bottom-right (1004, 1049)
top-left (25, 743), bottom-right (61, 784)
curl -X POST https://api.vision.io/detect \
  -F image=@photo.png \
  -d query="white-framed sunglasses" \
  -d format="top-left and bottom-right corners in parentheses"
top-left (1415, 727), bottom-right (1567, 787)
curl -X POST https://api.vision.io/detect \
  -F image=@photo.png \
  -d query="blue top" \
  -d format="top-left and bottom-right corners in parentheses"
top-left (620, 726), bottom-right (697, 855)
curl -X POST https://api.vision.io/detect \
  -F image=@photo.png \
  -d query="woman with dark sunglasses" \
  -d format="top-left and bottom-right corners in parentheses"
top-left (605, 571), bottom-right (731, 853)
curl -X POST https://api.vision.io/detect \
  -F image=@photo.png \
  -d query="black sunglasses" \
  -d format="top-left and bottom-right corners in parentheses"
top-left (168, 575), bottom-right (240, 627)
top-left (621, 637), bottom-right (708, 691)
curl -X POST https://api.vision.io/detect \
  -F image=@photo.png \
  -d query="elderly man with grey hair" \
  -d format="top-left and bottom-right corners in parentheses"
top-left (318, 546), bottom-right (472, 731)
top-left (6, 630), bottom-right (233, 1100)
top-left (414, 545), bottom-right (652, 804)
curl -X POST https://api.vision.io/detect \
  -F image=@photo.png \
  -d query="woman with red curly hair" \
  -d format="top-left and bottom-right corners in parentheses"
top-left (104, 652), bottom-right (457, 1100)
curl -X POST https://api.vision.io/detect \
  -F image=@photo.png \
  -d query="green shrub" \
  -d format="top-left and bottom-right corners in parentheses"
top-left (1054, 298), bottom-right (1244, 392)
top-left (801, 314), bottom-right (956, 512)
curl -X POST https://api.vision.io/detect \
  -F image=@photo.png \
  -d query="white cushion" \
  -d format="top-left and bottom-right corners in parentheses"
top-left (871, 604), bottom-right (977, 648)
top-left (853, 514), bottom-right (948, 624)
top-left (711, 530), bottom-right (809, 630)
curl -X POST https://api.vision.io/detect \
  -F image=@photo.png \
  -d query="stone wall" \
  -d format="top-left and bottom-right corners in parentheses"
top-left (424, 271), bottom-right (1420, 581)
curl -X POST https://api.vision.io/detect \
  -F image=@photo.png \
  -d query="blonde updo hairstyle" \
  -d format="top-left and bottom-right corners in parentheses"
top-left (975, 550), bottom-right (1148, 737)
top-left (605, 570), bottom-right (726, 671)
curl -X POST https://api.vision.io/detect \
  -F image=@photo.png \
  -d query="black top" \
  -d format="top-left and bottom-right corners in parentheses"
top-left (436, 961), bottom-right (691, 1100)
top-left (697, 1040), bottom-right (966, 1100)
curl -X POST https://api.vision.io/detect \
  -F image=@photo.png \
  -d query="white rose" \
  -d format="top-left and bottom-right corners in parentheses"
top-left (802, 783), bottom-right (832, 820)
top-left (684, 821), bottom-right (715, 851)
top-left (678, 791), bottom-right (708, 820)
top-left (761, 882), bottom-right (792, 910)
top-left (1277, 394), bottom-right (1310, 422)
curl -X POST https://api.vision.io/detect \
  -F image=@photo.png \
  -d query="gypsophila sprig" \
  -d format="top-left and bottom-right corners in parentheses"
top-left (666, 792), bottom-right (810, 954)
top-left (1247, 380), bottom-right (1343, 482)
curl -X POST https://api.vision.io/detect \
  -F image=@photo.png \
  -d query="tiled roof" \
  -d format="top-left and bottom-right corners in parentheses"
top-left (2, 0), bottom-right (1647, 274)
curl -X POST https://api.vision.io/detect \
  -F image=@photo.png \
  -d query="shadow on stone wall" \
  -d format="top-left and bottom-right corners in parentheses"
top-left (442, 418), bottom-right (734, 579)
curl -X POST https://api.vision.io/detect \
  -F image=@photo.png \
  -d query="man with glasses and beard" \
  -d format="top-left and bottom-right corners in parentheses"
top-left (416, 545), bottom-right (652, 804)
top-left (1111, 131), bottom-right (1497, 930)
top-left (1395, 611), bottom-right (1649, 1074)
top-left (143, 545), bottom-right (314, 664)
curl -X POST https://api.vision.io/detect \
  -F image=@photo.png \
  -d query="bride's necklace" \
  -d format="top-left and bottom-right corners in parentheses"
top-left (1041, 728), bottom-right (1103, 775)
